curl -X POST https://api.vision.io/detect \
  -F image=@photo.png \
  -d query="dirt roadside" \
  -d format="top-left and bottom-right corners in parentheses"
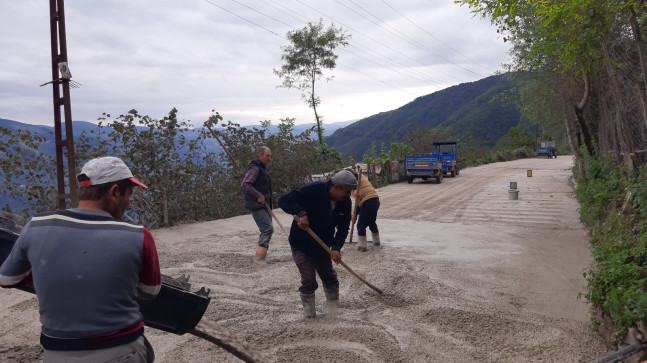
top-left (0, 156), bottom-right (611, 362)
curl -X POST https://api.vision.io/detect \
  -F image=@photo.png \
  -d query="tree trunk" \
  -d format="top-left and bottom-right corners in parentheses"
top-left (565, 117), bottom-right (585, 179)
top-left (601, 45), bottom-right (626, 163)
top-left (310, 75), bottom-right (324, 146)
top-left (574, 76), bottom-right (596, 156)
top-left (162, 187), bottom-right (169, 226)
top-left (313, 101), bottom-right (323, 146)
top-left (628, 5), bottom-right (647, 128)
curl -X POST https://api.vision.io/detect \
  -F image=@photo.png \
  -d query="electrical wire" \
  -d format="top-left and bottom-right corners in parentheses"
top-left (200, 0), bottom-right (499, 98)
top-left (379, 0), bottom-right (494, 74)
top-left (336, 0), bottom-right (482, 77)
top-left (201, 0), bottom-right (278, 36)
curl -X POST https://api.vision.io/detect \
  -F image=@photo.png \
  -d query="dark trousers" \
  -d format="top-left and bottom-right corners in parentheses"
top-left (291, 248), bottom-right (338, 295)
top-left (356, 197), bottom-right (380, 236)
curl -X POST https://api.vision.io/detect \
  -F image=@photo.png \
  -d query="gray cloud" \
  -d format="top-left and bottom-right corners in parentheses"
top-left (0, 0), bottom-right (509, 127)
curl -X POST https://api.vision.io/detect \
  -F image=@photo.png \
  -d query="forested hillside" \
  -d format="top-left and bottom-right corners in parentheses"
top-left (325, 73), bottom-right (527, 158)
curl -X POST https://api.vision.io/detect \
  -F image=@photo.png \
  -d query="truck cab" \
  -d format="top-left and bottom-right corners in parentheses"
top-left (432, 142), bottom-right (460, 177)
top-left (536, 141), bottom-right (557, 158)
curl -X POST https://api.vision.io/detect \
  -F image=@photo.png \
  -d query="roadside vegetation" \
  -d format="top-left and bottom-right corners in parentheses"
top-left (1, 110), bottom-right (345, 229)
top-left (576, 154), bottom-right (647, 341)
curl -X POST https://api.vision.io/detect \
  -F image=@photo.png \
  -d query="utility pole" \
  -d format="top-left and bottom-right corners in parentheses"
top-left (49, 0), bottom-right (78, 209)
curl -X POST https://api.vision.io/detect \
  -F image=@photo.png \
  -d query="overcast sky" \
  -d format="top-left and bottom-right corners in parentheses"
top-left (1, 0), bottom-right (510, 128)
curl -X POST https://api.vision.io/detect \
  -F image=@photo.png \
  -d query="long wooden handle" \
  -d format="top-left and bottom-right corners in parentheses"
top-left (265, 203), bottom-right (289, 236)
top-left (190, 319), bottom-right (270, 363)
top-left (349, 168), bottom-right (362, 243)
top-left (293, 215), bottom-right (383, 294)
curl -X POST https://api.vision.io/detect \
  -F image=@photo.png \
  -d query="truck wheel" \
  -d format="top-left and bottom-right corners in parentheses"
top-left (407, 176), bottom-right (413, 184)
top-left (436, 174), bottom-right (442, 184)
top-left (456, 167), bottom-right (460, 175)
top-left (450, 168), bottom-right (456, 177)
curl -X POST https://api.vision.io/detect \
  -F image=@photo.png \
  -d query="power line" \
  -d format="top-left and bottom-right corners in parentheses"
top-left (202, 0), bottom-right (446, 91)
top-left (201, 0), bottom-right (492, 99)
top-left (201, 0), bottom-right (278, 36)
top-left (292, 0), bottom-right (463, 83)
top-left (229, 0), bottom-right (293, 29)
top-left (259, 0), bottom-right (308, 25)
top-left (342, 45), bottom-right (442, 85)
top-left (338, 63), bottom-right (419, 97)
top-left (264, 0), bottom-right (447, 86)
top-left (379, 0), bottom-right (493, 74)
top-left (337, 0), bottom-right (482, 77)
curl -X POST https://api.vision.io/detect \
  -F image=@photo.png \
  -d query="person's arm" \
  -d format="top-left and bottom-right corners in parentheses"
top-left (331, 199), bottom-right (352, 250)
top-left (241, 165), bottom-right (264, 203)
top-left (137, 228), bottom-right (161, 300)
top-left (278, 187), bottom-right (309, 229)
top-left (0, 231), bottom-right (33, 290)
top-left (278, 188), bottom-right (308, 217)
top-left (0, 270), bottom-right (32, 289)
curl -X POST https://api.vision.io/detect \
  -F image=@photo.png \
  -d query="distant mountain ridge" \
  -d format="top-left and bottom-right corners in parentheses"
top-left (3, 73), bottom-right (524, 162)
top-left (325, 73), bottom-right (527, 158)
top-left (0, 118), bottom-right (356, 158)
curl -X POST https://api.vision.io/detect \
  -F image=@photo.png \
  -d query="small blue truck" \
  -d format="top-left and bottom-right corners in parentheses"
top-left (536, 141), bottom-right (557, 158)
top-left (433, 141), bottom-right (460, 177)
top-left (405, 153), bottom-right (443, 184)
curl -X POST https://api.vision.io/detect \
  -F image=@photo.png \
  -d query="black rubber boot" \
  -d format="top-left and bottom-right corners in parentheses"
top-left (300, 292), bottom-right (316, 318)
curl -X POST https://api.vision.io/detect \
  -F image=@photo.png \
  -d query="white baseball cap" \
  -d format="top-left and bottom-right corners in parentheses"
top-left (78, 156), bottom-right (147, 188)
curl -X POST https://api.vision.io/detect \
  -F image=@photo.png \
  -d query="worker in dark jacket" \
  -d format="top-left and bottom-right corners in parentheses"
top-left (278, 169), bottom-right (357, 318)
top-left (242, 146), bottom-right (273, 264)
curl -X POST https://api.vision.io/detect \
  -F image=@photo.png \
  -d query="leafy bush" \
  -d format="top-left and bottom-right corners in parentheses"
top-left (575, 155), bottom-right (621, 227)
top-left (578, 156), bottom-right (647, 341)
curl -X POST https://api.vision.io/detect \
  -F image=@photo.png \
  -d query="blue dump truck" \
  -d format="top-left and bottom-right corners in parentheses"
top-left (433, 141), bottom-right (460, 177)
top-left (536, 141), bottom-right (557, 158)
top-left (405, 152), bottom-right (443, 184)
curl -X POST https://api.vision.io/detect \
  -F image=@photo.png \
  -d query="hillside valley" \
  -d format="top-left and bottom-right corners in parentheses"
top-left (326, 73), bottom-right (527, 158)
top-left (2, 73), bottom-right (527, 163)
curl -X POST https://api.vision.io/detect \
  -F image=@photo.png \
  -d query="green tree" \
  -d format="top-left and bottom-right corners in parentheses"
top-left (456, 0), bottom-right (647, 162)
top-left (405, 126), bottom-right (452, 154)
top-left (202, 113), bottom-right (337, 211)
top-left (274, 19), bottom-right (350, 146)
top-left (496, 125), bottom-right (535, 150)
top-left (75, 109), bottom-right (196, 227)
top-left (0, 126), bottom-right (57, 217)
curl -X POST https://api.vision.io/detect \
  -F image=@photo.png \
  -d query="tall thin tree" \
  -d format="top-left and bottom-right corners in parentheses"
top-left (274, 19), bottom-right (350, 146)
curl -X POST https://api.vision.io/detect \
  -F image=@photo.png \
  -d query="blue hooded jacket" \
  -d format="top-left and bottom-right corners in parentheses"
top-left (278, 180), bottom-right (351, 257)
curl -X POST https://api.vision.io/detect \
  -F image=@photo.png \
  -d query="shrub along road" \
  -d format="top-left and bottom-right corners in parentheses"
top-left (0, 156), bottom-right (610, 362)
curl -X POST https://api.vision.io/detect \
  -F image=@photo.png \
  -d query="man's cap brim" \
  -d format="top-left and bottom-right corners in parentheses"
top-left (129, 177), bottom-right (148, 188)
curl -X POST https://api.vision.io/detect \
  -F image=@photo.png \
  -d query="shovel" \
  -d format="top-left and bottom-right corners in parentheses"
top-left (293, 215), bottom-right (383, 294)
